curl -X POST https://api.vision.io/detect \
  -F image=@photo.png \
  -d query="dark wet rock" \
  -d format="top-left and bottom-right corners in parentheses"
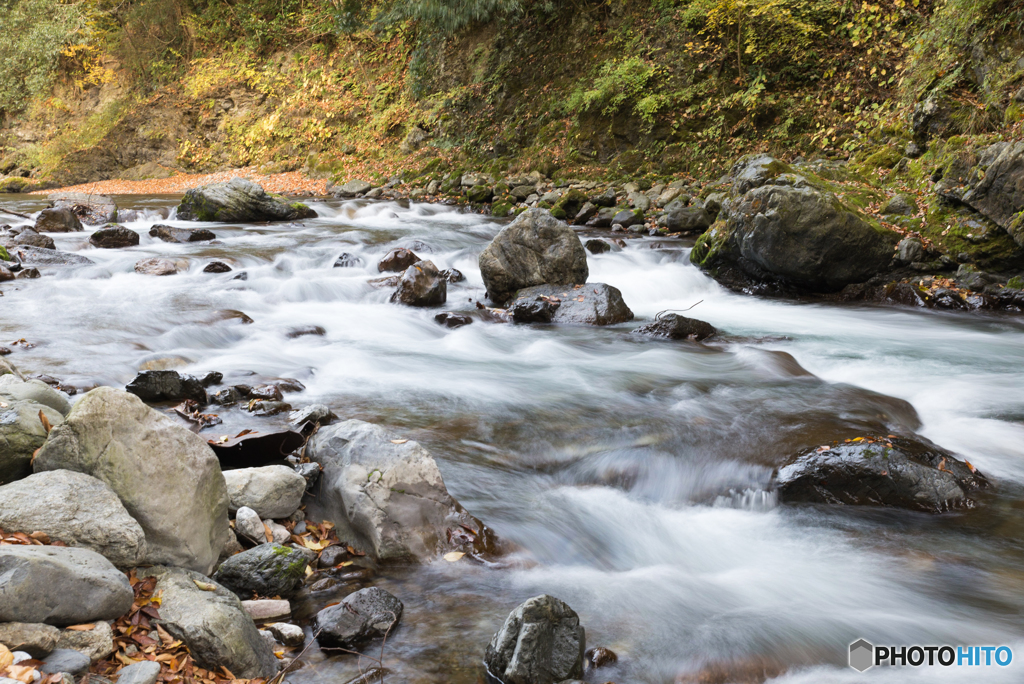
top-left (141, 566), bottom-right (278, 678)
top-left (286, 325), bottom-right (326, 339)
top-left (776, 436), bottom-right (989, 513)
top-left (89, 225), bottom-right (140, 249)
top-left (233, 271), bottom-right (248, 280)
top-left (692, 161), bottom-right (898, 291)
top-left (881, 194), bottom-right (918, 216)
top-left (213, 543), bottom-right (308, 598)
top-left (509, 296), bottom-right (560, 323)
top-left (49, 192), bottom-right (117, 225)
top-left (134, 257), bottom-right (183, 275)
top-left (197, 371), bottom-right (223, 387)
top-left (611, 209), bottom-right (644, 228)
top-left (177, 178), bottom-right (316, 223)
top-left (317, 544), bottom-right (348, 569)
top-left (2, 227), bottom-right (55, 250)
top-left (510, 283), bottom-right (633, 326)
top-left (590, 188), bottom-right (617, 207)
top-left (211, 387), bottom-right (243, 406)
top-left (585, 207), bottom-right (619, 228)
top-left (479, 208), bottom-right (588, 304)
top-left (0, 265), bottom-right (13, 281)
top-left (657, 205), bottom-right (712, 233)
top-left (223, 465), bottom-right (306, 519)
top-left (312, 587), bottom-right (403, 650)
top-left (633, 314), bottom-right (717, 341)
top-left (334, 253), bottom-right (362, 268)
top-left (574, 201), bottom-right (598, 225)
top-left (0, 622), bottom-right (60, 658)
top-left (584, 239), bottom-right (611, 254)
top-left (484, 594), bottom-right (585, 684)
top-left (209, 428), bottom-right (306, 469)
top-left (434, 312), bottom-right (472, 328)
top-left (377, 248), bottom-right (420, 273)
top-left (391, 260), bottom-right (447, 307)
top-left (0, 546), bottom-right (134, 626)
top-left (34, 387), bottom-right (231, 574)
top-left (440, 267), bottom-right (465, 283)
top-left (35, 207), bottom-right (83, 233)
top-left (586, 647), bottom-right (618, 668)
top-left (40, 648), bottom-right (91, 675)
top-left (0, 470), bottom-right (146, 567)
top-left (306, 419), bottom-right (502, 561)
top-left (15, 267), bottom-right (40, 279)
top-left (126, 370), bottom-right (207, 404)
top-left (250, 384), bottom-right (283, 401)
top-left (248, 400), bottom-right (291, 416)
top-left (149, 225), bottom-right (216, 243)
top-left (11, 245), bottom-right (93, 267)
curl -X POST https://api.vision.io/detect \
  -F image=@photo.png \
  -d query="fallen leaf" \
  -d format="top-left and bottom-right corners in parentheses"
top-left (304, 565), bottom-right (314, 577)
top-left (443, 551), bottom-right (465, 562)
top-left (262, 522), bottom-right (274, 543)
top-left (965, 460), bottom-right (977, 473)
top-left (390, 439), bottom-right (408, 444)
top-left (0, 644), bottom-right (12, 669)
top-left (193, 580), bottom-right (218, 591)
top-left (65, 623), bottom-right (95, 631)
top-left (38, 410), bottom-right (51, 434)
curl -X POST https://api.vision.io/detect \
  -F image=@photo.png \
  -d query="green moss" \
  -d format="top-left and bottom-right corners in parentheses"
top-left (0, 246), bottom-right (9, 261)
top-left (1007, 276), bottom-right (1024, 290)
top-left (690, 220), bottom-right (730, 268)
top-left (491, 201), bottom-right (512, 217)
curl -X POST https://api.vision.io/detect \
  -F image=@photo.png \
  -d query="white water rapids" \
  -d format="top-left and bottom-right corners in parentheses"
top-left (2, 194), bottom-right (1023, 683)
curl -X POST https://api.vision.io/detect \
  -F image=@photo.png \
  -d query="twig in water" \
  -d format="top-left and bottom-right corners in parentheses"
top-left (0, 207), bottom-right (31, 220)
top-left (655, 300), bottom-right (703, 320)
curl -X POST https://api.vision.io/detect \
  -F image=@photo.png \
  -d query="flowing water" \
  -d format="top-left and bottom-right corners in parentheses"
top-left (2, 194), bottom-right (1024, 683)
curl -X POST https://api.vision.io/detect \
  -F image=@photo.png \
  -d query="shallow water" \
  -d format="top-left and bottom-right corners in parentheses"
top-left (3, 194), bottom-right (1024, 683)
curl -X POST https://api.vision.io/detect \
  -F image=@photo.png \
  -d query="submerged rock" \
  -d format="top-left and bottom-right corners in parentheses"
top-left (34, 387), bottom-right (231, 574)
top-left (484, 594), bottom-right (585, 684)
top-left (632, 313), bottom-right (717, 341)
top-left (312, 587), bottom-right (403, 650)
top-left (479, 208), bottom-right (588, 304)
top-left (775, 436), bottom-right (988, 513)
top-left (391, 260), bottom-right (447, 307)
top-left (0, 546), bottom-right (134, 626)
top-left (334, 252), bottom-right (362, 268)
top-left (177, 178), bottom-right (316, 223)
top-left (306, 419), bottom-right (502, 561)
top-left (510, 283), bottom-right (633, 326)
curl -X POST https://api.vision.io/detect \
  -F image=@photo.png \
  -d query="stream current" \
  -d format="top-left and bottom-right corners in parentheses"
top-left (2, 194), bottom-right (1023, 683)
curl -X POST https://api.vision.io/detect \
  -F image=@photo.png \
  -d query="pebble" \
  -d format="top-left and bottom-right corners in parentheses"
top-left (265, 622), bottom-right (305, 647)
top-left (241, 599), bottom-right (291, 621)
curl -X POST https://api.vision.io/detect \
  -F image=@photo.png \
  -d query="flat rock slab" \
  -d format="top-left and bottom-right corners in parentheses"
top-left (9, 245), bottom-right (93, 267)
top-left (149, 225), bottom-right (216, 243)
top-left (40, 648), bottom-right (91, 675)
top-left (241, 599), bottom-right (291, 622)
top-left (0, 545), bottom-right (133, 626)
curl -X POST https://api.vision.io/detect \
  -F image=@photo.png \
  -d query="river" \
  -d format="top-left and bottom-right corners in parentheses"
top-left (2, 194), bottom-right (1023, 683)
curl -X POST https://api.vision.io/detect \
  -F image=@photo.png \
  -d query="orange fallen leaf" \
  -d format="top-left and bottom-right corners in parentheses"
top-left (390, 439), bottom-right (408, 444)
top-left (38, 410), bottom-right (51, 434)
top-left (65, 623), bottom-right (95, 631)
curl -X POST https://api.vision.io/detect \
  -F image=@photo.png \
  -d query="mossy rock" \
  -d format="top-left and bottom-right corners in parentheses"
top-left (466, 185), bottom-right (493, 203)
top-left (551, 189), bottom-right (586, 221)
top-left (0, 177), bottom-right (28, 193)
top-left (491, 201), bottom-right (513, 217)
top-left (1007, 275), bottom-right (1024, 290)
top-left (0, 246), bottom-right (10, 262)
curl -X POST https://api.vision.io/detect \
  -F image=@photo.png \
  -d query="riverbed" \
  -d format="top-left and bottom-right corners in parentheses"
top-left (2, 194), bottom-right (1023, 683)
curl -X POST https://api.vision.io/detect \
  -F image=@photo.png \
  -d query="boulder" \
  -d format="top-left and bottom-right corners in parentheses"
top-left (484, 595), bottom-right (585, 684)
top-left (222, 466), bottom-right (306, 519)
top-left (377, 248), bottom-right (420, 273)
top-left (611, 209), bottom-right (643, 228)
top-left (88, 226), bottom-right (139, 249)
top-left (306, 419), bottom-right (501, 561)
top-left (312, 587), bottom-right (403, 650)
top-left (940, 141), bottom-right (1024, 244)
top-left (212, 543), bottom-right (308, 598)
top-left (134, 257), bottom-right (183, 276)
top-left (0, 375), bottom-right (71, 415)
top-left (332, 180), bottom-right (372, 198)
top-left (34, 208), bottom-right (83, 233)
top-left (0, 546), bottom-right (133, 626)
top-left (1, 228), bottom-right (54, 250)
top-left (391, 260), bottom-right (447, 307)
top-left (0, 398), bottom-right (64, 484)
top-left (584, 239), bottom-right (611, 254)
top-left (148, 225), bottom-right (216, 243)
top-left (177, 178), bottom-right (316, 223)
top-left (881, 194), bottom-right (918, 216)
top-left (691, 172), bottom-right (897, 291)
top-left (7, 245), bottom-right (92, 267)
top-left (657, 205), bottom-right (712, 232)
top-left (775, 436), bottom-right (989, 513)
top-left (204, 261), bottom-right (231, 273)
top-left (434, 312), bottom-right (472, 328)
top-left (466, 185), bottom-right (493, 203)
top-left (632, 313), bottom-right (717, 341)
top-left (897, 237), bottom-right (926, 264)
top-left (585, 207), bottom-right (619, 228)
top-left (0, 623), bottom-right (60, 658)
top-left (33, 387), bottom-right (231, 574)
top-left (55, 620), bottom-right (114, 661)
top-left (234, 506), bottom-right (265, 544)
top-left (509, 284), bottom-right (633, 326)
top-left (590, 188), bottom-right (617, 207)
top-left (0, 470), bottom-right (146, 567)
top-left (125, 370), bottom-right (207, 404)
top-left (49, 192), bottom-right (117, 225)
top-left (478, 208), bottom-right (588, 304)
top-left (140, 566), bottom-right (278, 679)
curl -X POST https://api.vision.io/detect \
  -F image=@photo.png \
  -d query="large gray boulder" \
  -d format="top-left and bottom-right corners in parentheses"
top-left (222, 465), bottom-right (306, 519)
top-left (0, 546), bottom-right (134, 626)
top-left (49, 192), bottom-right (117, 225)
top-left (509, 283), bottom-right (633, 326)
top-left (33, 387), bottom-right (231, 574)
top-left (0, 398), bottom-right (65, 484)
top-left (176, 178), bottom-right (317, 223)
top-left (691, 165), bottom-right (897, 291)
top-left (306, 419), bottom-right (501, 561)
top-left (0, 470), bottom-right (146, 567)
top-left (776, 436), bottom-right (988, 513)
top-left (212, 543), bottom-right (308, 598)
top-left (312, 587), bottom-right (403, 650)
top-left (140, 566), bottom-right (278, 679)
top-left (941, 141), bottom-right (1024, 245)
top-left (484, 595), bottom-right (586, 684)
top-left (478, 209), bottom-right (589, 304)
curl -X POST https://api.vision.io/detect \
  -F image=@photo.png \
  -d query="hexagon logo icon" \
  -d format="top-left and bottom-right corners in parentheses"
top-left (849, 639), bottom-right (874, 672)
